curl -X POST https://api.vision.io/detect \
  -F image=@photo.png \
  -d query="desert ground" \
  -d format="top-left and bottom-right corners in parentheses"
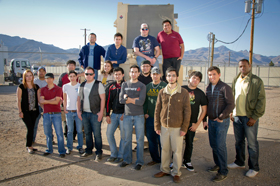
top-left (0, 81), bottom-right (279, 186)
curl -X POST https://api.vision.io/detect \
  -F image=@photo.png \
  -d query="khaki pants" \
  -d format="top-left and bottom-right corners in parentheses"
top-left (160, 126), bottom-right (183, 176)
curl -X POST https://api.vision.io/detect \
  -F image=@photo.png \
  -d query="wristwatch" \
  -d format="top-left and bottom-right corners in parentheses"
top-left (124, 96), bottom-right (128, 101)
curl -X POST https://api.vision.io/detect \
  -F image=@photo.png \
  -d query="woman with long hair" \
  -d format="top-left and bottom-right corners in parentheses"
top-left (98, 60), bottom-right (114, 85)
top-left (16, 70), bottom-right (40, 154)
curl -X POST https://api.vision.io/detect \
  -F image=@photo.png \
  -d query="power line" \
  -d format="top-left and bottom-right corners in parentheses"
top-left (215, 17), bottom-right (251, 44)
top-left (178, 0), bottom-right (223, 15)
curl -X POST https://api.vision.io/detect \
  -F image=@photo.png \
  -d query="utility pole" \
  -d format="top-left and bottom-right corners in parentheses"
top-left (249, 0), bottom-right (256, 65)
top-left (39, 47), bottom-right (42, 65)
top-left (80, 28), bottom-right (90, 45)
top-left (210, 33), bottom-right (215, 67)
top-left (228, 51), bottom-right (230, 66)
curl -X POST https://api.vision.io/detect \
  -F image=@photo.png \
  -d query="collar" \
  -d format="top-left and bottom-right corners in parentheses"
top-left (163, 83), bottom-right (181, 95)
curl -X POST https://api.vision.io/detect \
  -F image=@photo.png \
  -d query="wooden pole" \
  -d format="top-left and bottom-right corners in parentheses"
top-left (210, 34), bottom-right (215, 67)
top-left (249, 0), bottom-right (255, 65)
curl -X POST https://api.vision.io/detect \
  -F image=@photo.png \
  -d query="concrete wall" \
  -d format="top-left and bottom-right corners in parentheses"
top-left (0, 45), bottom-right (8, 84)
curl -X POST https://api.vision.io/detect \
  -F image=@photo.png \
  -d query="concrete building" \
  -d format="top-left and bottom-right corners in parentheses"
top-left (0, 43), bottom-right (8, 84)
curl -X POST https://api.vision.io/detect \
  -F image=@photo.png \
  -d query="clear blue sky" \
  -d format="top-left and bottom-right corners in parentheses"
top-left (1, 0), bottom-right (279, 56)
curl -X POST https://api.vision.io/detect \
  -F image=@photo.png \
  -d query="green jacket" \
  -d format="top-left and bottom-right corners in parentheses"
top-left (232, 71), bottom-right (266, 120)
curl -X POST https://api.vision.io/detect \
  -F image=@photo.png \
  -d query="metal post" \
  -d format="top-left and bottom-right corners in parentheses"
top-left (268, 66), bottom-right (270, 87)
top-left (210, 34), bottom-right (215, 67)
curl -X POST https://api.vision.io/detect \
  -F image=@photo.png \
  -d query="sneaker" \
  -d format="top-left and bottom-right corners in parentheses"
top-left (227, 162), bottom-right (245, 169)
top-left (80, 152), bottom-right (92, 157)
top-left (78, 148), bottom-right (84, 154)
top-left (170, 162), bottom-right (173, 169)
top-left (95, 154), bottom-right (102, 161)
top-left (66, 149), bottom-right (71, 155)
top-left (59, 154), bottom-right (66, 158)
top-left (246, 169), bottom-right (259, 177)
top-left (182, 162), bottom-right (194, 171)
top-left (114, 158), bottom-right (123, 163)
top-left (208, 165), bottom-right (220, 172)
top-left (120, 162), bottom-right (129, 167)
top-left (213, 173), bottom-right (227, 182)
top-left (107, 157), bottom-right (117, 162)
top-left (27, 148), bottom-right (35, 154)
top-left (134, 164), bottom-right (142, 170)
top-left (43, 152), bottom-right (51, 156)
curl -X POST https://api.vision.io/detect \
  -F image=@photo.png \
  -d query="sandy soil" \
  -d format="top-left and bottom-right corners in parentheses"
top-left (0, 83), bottom-right (279, 186)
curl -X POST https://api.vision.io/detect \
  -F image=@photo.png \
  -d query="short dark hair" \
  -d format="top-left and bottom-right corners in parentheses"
top-left (85, 66), bottom-right (95, 73)
top-left (239, 59), bottom-right (250, 64)
top-left (130, 65), bottom-right (140, 72)
top-left (114, 32), bottom-right (123, 39)
top-left (68, 70), bottom-right (77, 76)
top-left (88, 33), bottom-right (96, 38)
top-left (66, 60), bottom-right (76, 66)
top-left (189, 71), bottom-right (203, 82)
top-left (162, 19), bottom-right (172, 26)
top-left (208, 66), bottom-right (220, 74)
top-left (166, 67), bottom-right (178, 77)
top-left (113, 67), bottom-right (124, 74)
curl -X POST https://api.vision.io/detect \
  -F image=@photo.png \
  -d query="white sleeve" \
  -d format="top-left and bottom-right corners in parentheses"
top-left (98, 82), bottom-right (105, 95)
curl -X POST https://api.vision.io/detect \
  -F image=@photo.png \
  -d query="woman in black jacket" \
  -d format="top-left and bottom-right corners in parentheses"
top-left (16, 70), bottom-right (40, 154)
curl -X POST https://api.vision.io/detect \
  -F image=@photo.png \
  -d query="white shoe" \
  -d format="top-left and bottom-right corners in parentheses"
top-left (227, 162), bottom-right (245, 169)
top-left (246, 169), bottom-right (258, 177)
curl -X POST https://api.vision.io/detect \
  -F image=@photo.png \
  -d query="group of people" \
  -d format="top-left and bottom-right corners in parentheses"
top-left (16, 18), bottom-right (265, 184)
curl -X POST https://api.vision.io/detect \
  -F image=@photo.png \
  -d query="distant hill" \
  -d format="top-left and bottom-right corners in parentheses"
top-left (0, 34), bottom-right (279, 66)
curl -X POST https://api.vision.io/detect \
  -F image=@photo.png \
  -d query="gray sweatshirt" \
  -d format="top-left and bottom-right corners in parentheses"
top-left (119, 81), bottom-right (146, 116)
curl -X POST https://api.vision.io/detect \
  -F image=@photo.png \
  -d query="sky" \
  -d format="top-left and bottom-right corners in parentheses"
top-left (0, 0), bottom-right (280, 56)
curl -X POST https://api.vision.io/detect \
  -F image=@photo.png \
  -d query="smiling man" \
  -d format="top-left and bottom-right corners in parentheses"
top-left (204, 66), bottom-right (235, 182)
top-left (228, 59), bottom-right (266, 178)
top-left (133, 23), bottom-right (160, 69)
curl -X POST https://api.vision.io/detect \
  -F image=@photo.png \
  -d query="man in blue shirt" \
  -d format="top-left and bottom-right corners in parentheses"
top-left (133, 23), bottom-right (160, 69)
top-left (78, 33), bottom-right (105, 80)
top-left (105, 33), bottom-right (127, 68)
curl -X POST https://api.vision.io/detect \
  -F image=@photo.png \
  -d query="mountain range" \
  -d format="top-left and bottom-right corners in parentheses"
top-left (0, 34), bottom-right (279, 66)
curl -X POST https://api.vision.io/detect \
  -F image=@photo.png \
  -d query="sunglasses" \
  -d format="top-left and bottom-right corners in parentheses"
top-left (85, 73), bottom-right (94, 76)
top-left (142, 28), bottom-right (148, 31)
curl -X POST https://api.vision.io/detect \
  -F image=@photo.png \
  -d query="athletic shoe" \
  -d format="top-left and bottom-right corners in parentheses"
top-left (66, 149), bottom-right (71, 155)
top-left (107, 157), bottom-right (117, 162)
top-left (227, 162), bottom-right (245, 169)
top-left (246, 169), bottom-right (259, 177)
top-left (182, 162), bottom-right (194, 171)
top-left (95, 154), bottom-right (102, 161)
top-left (78, 148), bottom-right (84, 154)
top-left (120, 162), bottom-right (129, 167)
top-left (208, 165), bottom-right (220, 172)
top-left (59, 154), bottom-right (65, 158)
top-left (114, 158), bottom-right (123, 163)
top-left (212, 173), bottom-right (227, 182)
top-left (134, 164), bottom-right (142, 170)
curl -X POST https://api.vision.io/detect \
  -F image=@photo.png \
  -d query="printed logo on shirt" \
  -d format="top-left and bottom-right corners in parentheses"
top-left (125, 87), bottom-right (137, 91)
top-left (75, 88), bottom-right (78, 92)
top-left (189, 91), bottom-right (195, 105)
top-left (147, 89), bottom-right (159, 97)
top-left (139, 38), bottom-right (151, 54)
top-left (89, 49), bottom-right (94, 56)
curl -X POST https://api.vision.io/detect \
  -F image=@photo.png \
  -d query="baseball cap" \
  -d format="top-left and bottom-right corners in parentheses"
top-left (151, 67), bottom-right (161, 74)
top-left (45, 73), bottom-right (54, 79)
top-left (141, 23), bottom-right (149, 29)
top-left (141, 60), bottom-right (151, 66)
top-left (38, 66), bottom-right (46, 71)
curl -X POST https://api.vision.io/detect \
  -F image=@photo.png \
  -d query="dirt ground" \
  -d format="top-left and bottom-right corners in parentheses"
top-left (0, 82), bottom-right (279, 186)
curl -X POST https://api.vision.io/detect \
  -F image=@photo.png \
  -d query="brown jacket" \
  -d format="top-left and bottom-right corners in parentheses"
top-left (154, 84), bottom-right (191, 133)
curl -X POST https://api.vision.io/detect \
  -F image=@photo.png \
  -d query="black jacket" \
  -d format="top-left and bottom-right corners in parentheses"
top-left (105, 81), bottom-right (125, 116)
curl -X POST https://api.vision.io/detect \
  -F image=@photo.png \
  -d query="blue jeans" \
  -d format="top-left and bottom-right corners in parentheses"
top-left (208, 118), bottom-right (230, 176)
top-left (233, 116), bottom-right (259, 171)
top-left (106, 113), bottom-right (125, 159)
top-left (94, 69), bottom-right (98, 80)
top-left (123, 114), bottom-right (145, 165)
top-left (136, 56), bottom-right (159, 70)
top-left (82, 112), bottom-right (102, 155)
top-left (33, 106), bottom-right (43, 142)
top-left (146, 117), bottom-right (161, 163)
top-left (43, 113), bottom-right (66, 154)
top-left (66, 112), bottom-right (83, 150)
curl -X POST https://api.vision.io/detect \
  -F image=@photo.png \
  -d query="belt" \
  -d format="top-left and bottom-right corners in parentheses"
top-left (47, 112), bottom-right (60, 114)
top-left (67, 110), bottom-right (77, 112)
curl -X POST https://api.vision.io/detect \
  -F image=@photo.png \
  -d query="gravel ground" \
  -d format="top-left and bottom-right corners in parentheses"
top-left (0, 82), bottom-right (279, 186)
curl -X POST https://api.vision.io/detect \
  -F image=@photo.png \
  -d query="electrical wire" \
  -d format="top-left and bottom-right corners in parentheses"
top-left (215, 17), bottom-right (251, 44)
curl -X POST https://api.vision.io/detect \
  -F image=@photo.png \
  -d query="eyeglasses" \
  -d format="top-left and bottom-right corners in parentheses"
top-left (85, 73), bottom-right (94, 76)
top-left (141, 28), bottom-right (148, 31)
